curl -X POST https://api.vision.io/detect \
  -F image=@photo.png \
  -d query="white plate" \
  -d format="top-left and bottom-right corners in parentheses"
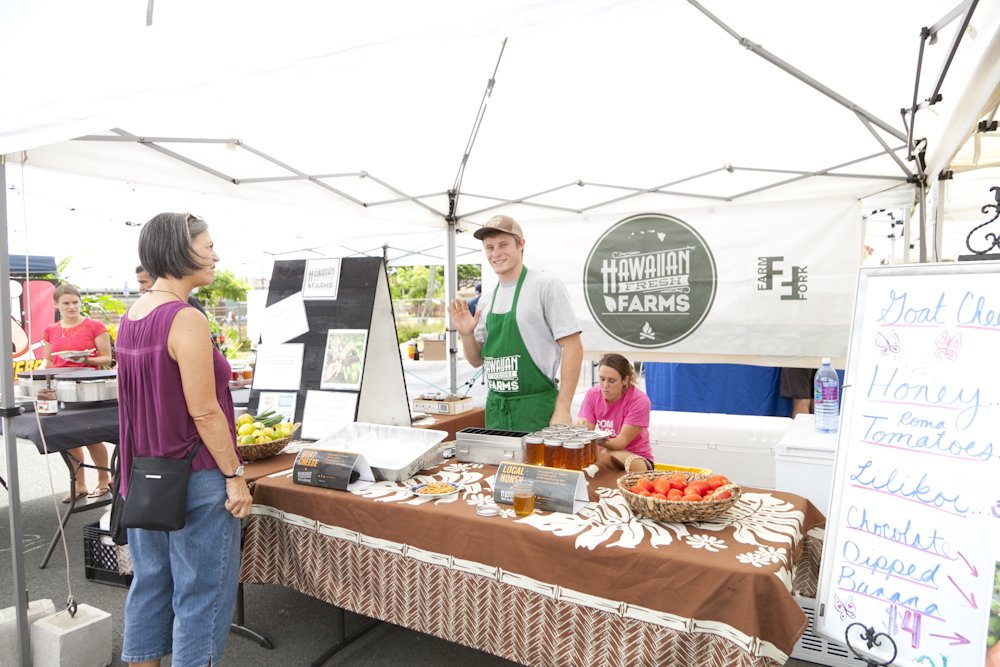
top-left (54, 350), bottom-right (93, 358)
top-left (408, 482), bottom-right (461, 498)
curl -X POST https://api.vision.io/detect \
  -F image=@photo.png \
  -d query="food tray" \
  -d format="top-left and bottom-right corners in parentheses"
top-left (237, 423), bottom-right (301, 462)
top-left (315, 422), bottom-right (449, 482)
top-left (617, 471), bottom-right (741, 523)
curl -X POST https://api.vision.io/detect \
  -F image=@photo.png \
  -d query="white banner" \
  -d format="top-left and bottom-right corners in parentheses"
top-left (479, 198), bottom-right (863, 364)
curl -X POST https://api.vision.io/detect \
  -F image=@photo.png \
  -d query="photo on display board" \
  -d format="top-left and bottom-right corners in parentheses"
top-left (320, 329), bottom-right (368, 391)
top-left (987, 554), bottom-right (1000, 667)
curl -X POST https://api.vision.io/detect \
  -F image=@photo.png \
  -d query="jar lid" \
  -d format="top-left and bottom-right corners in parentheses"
top-left (525, 436), bottom-right (544, 443)
top-left (476, 503), bottom-right (501, 517)
top-left (563, 440), bottom-right (586, 449)
top-left (549, 423), bottom-right (570, 429)
top-left (543, 438), bottom-right (565, 445)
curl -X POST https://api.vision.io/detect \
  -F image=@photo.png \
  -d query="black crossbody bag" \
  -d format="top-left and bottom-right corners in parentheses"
top-left (109, 393), bottom-right (202, 545)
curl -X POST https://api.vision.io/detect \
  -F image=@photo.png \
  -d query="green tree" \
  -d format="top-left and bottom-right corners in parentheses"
top-left (194, 268), bottom-right (250, 307)
top-left (387, 264), bottom-right (481, 300)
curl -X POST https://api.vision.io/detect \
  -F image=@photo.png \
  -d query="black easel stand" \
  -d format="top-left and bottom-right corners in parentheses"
top-left (845, 623), bottom-right (898, 667)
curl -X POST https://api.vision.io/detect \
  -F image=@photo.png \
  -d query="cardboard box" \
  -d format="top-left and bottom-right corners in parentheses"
top-left (421, 339), bottom-right (447, 360)
top-left (412, 395), bottom-right (474, 415)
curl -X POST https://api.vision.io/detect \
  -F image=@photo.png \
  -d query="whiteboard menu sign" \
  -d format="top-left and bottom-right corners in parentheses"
top-left (817, 264), bottom-right (1000, 667)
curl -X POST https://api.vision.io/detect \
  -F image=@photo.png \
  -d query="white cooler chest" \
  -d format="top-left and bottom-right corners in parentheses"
top-left (646, 411), bottom-right (792, 489)
top-left (774, 414), bottom-right (838, 516)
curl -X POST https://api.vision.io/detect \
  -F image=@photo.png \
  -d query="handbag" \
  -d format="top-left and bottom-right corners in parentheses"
top-left (112, 390), bottom-right (203, 538)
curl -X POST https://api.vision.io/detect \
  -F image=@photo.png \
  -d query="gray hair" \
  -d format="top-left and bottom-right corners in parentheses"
top-left (138, 213), bottom-right (209, 280)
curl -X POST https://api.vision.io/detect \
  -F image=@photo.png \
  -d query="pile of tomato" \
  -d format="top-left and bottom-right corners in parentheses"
top-left (628, 473), bottom-right (732, 502)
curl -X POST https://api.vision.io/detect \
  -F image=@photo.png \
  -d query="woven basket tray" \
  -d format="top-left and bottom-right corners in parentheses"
top-left (617, 471), bottom-right (741, 523)
top-left (237, 423), bottom-right (301, 462)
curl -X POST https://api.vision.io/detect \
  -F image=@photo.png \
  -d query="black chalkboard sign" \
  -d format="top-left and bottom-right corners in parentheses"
top-left (248, 257), bottom-right (409, 435)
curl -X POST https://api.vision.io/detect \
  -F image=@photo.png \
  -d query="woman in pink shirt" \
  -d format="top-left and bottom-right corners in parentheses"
top-left (42, 284), bottom-right (114, 501)
top-left (575, 353), bottom-right (653, 472)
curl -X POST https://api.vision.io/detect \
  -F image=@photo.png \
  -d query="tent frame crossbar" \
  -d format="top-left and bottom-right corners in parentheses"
top-left (456, 147), bottom-right (908, 220)
top-left (73, 131), bottom-right (450, 218)
top-left (72, 129), bottom-right (907, 223)
top-left (687, 0), bottom-right (908, 144)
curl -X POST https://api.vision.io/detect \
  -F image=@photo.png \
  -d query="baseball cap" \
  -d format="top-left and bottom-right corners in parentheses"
top-left (473, 215), bottom-right (523, 243)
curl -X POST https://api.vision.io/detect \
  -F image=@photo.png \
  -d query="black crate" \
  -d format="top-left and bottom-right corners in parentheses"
top-left (83, 522), bottom-right (132, 588)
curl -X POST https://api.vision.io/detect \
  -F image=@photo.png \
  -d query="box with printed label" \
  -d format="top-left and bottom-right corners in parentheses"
top-left (412, 394), bottom-right (474, 415)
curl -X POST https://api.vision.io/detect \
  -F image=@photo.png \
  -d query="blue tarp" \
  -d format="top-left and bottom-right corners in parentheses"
top-left (9, 255), bottom-right (57, 275)
top-left (645, 363), bottom-right (846, 417)
top-left (645, 363), bottom-right (792, 417)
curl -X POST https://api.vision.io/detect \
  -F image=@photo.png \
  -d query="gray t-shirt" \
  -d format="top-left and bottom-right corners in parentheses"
top-left (474, 267), bottom-right (581, 385)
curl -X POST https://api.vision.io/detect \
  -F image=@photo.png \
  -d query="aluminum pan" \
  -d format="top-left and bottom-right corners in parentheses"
top-left (315, 422), bottom-right (449, 482)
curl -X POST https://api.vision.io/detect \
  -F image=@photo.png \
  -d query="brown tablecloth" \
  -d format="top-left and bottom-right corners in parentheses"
top-left (411, 407), bottom-right (485, 441)
top-left (241, 455), bottom-right (825, 666)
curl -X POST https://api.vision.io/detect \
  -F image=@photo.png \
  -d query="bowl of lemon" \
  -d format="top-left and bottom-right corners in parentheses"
top-left (235, 410), bottom-right (301, 461)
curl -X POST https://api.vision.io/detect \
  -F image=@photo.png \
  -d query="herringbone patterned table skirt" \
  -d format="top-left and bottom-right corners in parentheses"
top-left (241, 514), bottom-right (785, 667)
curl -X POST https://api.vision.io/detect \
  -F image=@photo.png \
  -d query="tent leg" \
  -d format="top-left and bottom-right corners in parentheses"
top-left (1, 158), bottom-right (32, 667)
top-left (444, 217), bottom-right (458, 395)
top-left (902, 206), bottom-right (912, 264)
top-left (932, 177), bottom-right (945, 262)
top-left (917, 181), bottom-right (928, 263)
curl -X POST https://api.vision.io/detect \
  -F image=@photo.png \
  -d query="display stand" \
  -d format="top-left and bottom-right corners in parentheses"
top-left (248, 258), bottom-right (410, 438)
top-left (816, 263), bottom-right (1000, 666)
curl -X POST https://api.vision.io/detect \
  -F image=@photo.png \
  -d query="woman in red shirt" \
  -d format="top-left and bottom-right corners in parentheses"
top-left (42, 284), bottom-right (114, 501)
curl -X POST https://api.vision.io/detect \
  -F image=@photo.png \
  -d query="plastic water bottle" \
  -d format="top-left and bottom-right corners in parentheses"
top-left (814, 358), bottom-right (840, 433)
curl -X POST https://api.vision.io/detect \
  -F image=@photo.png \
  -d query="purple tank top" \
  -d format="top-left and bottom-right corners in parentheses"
top-left (115, 301), bottom-right (237, 497)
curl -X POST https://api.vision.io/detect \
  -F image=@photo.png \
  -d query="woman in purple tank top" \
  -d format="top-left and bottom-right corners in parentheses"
top-left (117, 213), bottom-right (250, 667)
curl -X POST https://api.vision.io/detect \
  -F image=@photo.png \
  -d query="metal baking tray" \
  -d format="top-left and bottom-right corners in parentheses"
top-left (455, 427), bottom-right (529, 465)
top-left (314, 422), bottom-right (449, 482)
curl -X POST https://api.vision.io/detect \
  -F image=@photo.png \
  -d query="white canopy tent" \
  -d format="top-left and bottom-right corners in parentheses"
top-left (4, 1), bottom-right (1000, 663)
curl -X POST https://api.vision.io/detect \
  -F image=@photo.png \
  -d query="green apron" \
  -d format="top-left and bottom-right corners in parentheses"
top-left (482, 267), bottom-right (559, 431)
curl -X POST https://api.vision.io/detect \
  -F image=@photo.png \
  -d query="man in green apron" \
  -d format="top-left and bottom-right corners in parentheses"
top-left (449, 215), bottom-right (583, 432)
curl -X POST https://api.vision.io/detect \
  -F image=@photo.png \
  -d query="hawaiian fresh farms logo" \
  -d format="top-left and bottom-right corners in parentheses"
top-left (583, 213), bottom-right (716, 348)
top-left (484, 354), bottom-right (521, 392)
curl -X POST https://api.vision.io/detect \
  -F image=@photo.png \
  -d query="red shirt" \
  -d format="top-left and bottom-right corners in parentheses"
top-left (42, 318), bottom-right (109, 368)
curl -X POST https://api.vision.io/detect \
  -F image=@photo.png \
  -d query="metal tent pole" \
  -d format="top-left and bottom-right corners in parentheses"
top-left (445, 222), bottom-right (458, 395)
top-left (1, 158), bottom-right (32, 667)
top-left (903, 205), bottom-right (912, 264)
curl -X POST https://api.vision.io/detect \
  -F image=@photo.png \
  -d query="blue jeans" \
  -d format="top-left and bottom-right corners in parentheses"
top-left (121, 469), bottom-right (241, 667)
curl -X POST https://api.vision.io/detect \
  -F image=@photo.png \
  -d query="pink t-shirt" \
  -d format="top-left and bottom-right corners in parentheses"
top-left (42, 319), bottom-right (108, 368)
top-left (579, 385), bottom-right (653, 461)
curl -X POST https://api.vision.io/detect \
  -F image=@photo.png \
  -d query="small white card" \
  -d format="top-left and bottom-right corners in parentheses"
top-left (302, 258), bottom-right (342, 300)
top-left (301, 390), bottom-right (358, 440)
top-left (260, 292), bottom-right (310, 345)
top-left (257, 392), bottom-right (297, 422)
top-left (251, 344), bottom-right (304, 391)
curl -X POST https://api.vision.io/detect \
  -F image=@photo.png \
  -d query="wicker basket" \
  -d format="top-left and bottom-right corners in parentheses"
top-left (617, 471), bottom-right (741, 523)
top-left (237, 423), bottom-right (301, 462)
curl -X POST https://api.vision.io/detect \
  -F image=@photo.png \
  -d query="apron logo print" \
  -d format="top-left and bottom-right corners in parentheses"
top-left (485, 354), bottom-right (521, 393)
top-left (639, 322), bottom-right (654, 340)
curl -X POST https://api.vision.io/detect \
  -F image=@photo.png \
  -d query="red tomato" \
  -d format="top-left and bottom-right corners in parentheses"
top-left (666, 488), bottom-right (684, 500)
top-left (653, 477), bottom-right (671, 495)
top-left (715, 491), bottom-right (731, 499)
top-left (668, 475), bottom-right (688, 491)
top-left (651, 492), bottom-right (668, 500)
top-left (629, 484), bottom-right (644, 494)
top-left (680, 494), bottom-right (703, 502)
top-left (706, 475), bottom-right (730, 490)
top-left (639, 478), bottom-right (655, 492)
top-left (683, 486), bottom-right (706, 498)
top-left (687, 480), bottom-right (711, 494)
top-left (638, 489), bottom-right (652, 497)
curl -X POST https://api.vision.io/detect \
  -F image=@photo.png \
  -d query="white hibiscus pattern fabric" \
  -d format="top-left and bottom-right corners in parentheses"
top-left (350, 468), bottom-right (805, 567)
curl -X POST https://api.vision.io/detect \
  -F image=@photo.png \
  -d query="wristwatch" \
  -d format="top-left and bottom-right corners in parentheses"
top-left (223, 465), bottom-right (245, 479)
